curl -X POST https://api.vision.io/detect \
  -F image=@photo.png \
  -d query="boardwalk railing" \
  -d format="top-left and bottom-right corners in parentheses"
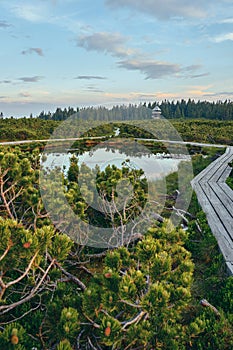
top-left (191, 147), bottom-right (233, 274)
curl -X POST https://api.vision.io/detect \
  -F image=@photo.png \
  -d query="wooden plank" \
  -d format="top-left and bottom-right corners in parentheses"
top-left (192, 148), bottom-right (230, 183)
top-left (210, 157), bottom-right (233, 183)
top-left (191, 146), bottom-right (233, 275)
top-left (217, 166), bottom-right (232, 183)
top-left (218, 182), bottom-right (233, 194)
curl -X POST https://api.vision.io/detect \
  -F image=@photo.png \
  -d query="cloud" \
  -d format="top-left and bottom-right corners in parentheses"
top-left (5, 1), bottom-right (85, 35)
top-left (187, 85), bottom-right (213, 96)
top-left (18, 92), bottom-right (31, 97)
top-left (77, 32), bottom-right (136, 57)
top-left (220, 18), bottom-right (233, 24)
top-left (213, 32), bottom-right (233, 42)
top-left (18, 76), bottom-right (43, 83)
top-left (0, 20), bottom-right (11, 28)
top-left (103, 91), bottom-right (186, 102)
top-left (77, 31), bottom-right (204, 80)
top-left (21, 47), bottom-right (44, 56)
top-left (117, 59), bottom-right (206, 80)
top-left (105, 0), bottom-right (209, 19)
top-left (0, 80), bottom-right (12, 84)
top-left (75, 75), bottom-right (107, 80)
top-left (183, 65), bottom-right (202, 72)
top-left (11, 3), bottom-right (48, 22)
top-left (84, 86), bottom-right (105, 93)
top-left (134, 92), bottom-right (158, 99)
top-left (181, 66), bottom-right (209, 79)
top-left (117, 59), bottom-right (181, 79)
top-left (217, 91), bottom-right (233, 95)
top-left (189, 72), bottom-right (210, 79)
top-left (204, 91), bottom-right (233, 97)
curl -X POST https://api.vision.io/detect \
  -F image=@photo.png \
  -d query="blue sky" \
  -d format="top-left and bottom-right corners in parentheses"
top-left (0, 0), bottom-right (233, 116)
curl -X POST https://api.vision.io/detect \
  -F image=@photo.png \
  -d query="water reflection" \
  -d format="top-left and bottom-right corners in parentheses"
top-left (44, 147), bottom-right (189, 180)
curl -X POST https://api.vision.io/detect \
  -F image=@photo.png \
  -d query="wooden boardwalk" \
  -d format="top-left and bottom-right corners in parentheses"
top-left (191, 147), bottom-right (233, 274)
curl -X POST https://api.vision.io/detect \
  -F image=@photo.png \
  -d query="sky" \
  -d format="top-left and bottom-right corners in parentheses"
top-left (0, 0), bottom-right (233, 117)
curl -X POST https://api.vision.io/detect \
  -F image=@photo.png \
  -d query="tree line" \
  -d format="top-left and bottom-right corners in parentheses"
top-left (157, 99), bottom-right (233, 120)
top-left (1, 100), bottom-right (233, 122)
top-left (33, 99), bottom-right (233, 121)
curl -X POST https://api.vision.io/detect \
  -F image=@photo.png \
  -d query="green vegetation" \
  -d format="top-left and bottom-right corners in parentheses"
top-left (226, 161), bottom-right (233, 190)
top-left (1, 117), bottom-right (232, 147)
top-left (123, 120), bottom-right (233, 145)
top-left (0, 112), bottom-right (232, 349)
top-left (0, 117), bottom-right (59, 141)
top-left (0, 141), bottom-right (232, 349)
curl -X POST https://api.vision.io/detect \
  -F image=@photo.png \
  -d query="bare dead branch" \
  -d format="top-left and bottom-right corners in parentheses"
top-left (200, 299), bottom-right (220, 316)
top-left (87, 336), bottom-right (99, 350)
top-left (119, 299), bottom-right (142, 309)
top-left (83, 313), bottom-right (100, 329)
top-left (0, 241), bottom-right (12, 262)
top-left (52, 259), bottom-right (86, 291)
top-left (0, 298), bottom-right (42, 325)
top-left (122, 311), bottom-right (147, 329)
top-left (0, 258), bottom-right (56, 314)
top-left (5, 251), bottom-right (39, 289)
top-left (0, 175), bottom-right (15, 219)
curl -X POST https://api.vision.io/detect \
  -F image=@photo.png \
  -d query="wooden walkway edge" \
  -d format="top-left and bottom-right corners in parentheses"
top-left (191, 147), bottom-right (233, 275)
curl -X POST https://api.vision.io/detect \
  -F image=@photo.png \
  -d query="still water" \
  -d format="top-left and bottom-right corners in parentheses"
top-left (43, 147), bottom-right (190, 180)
